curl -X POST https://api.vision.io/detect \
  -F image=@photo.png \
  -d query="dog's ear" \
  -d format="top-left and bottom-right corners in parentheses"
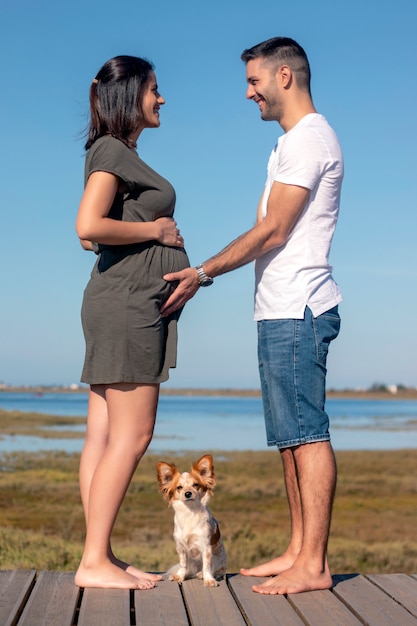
top-left (156, 462), bottom-right (177, 500)
top-left (195, 454), bottom-right (213, 475)
top-left (194, 455), bottom-right (216, 490)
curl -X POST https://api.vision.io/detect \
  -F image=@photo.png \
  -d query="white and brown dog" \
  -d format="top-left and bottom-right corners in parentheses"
top-left (156, 454), bottom-right (226, 587)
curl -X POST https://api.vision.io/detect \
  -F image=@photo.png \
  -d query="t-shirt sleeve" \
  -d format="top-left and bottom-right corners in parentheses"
top-left (274, 128), bottom-right (325, 191)
top-left (85, 137), bottom-right (136, 191)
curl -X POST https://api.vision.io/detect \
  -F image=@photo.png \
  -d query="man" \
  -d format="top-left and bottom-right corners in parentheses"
top-left (161, 37), bottom-right (343, 595)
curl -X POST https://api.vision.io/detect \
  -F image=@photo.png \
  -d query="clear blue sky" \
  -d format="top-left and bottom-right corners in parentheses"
top-left (1, 0), bottom-right (416, 389)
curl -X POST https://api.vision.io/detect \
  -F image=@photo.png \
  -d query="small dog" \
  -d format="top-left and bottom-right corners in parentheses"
top-left (156, 454), bottom-right (226, 587)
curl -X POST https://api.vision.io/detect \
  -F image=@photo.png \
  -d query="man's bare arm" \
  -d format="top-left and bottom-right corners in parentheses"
top-left (161, 182), bottom-right (309, 316)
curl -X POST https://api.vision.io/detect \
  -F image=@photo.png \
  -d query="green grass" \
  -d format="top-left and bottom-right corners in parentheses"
top-left (0, 408), bottom-right (86, 439)
top-left (0, 447), bottom-right (416, 574)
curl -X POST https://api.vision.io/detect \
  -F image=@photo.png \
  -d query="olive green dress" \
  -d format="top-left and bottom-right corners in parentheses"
top-left (80, 136), bottom-right (190, 384)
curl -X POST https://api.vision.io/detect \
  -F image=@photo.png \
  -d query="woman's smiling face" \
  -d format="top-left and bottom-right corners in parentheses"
top-left (140, 71), bottom-right (165, 130)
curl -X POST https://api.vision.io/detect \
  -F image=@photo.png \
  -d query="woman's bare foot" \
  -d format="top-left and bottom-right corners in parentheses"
top-left (252, 561), bottom-right (333, 595)
top-left (126, 564), bottom-right (162, 582)
top-left (240, 552), bottom-right (297, 577)
top-left (109, 552), bottom-right (163, 582)
top-left (75, 560), bottom-right (156, 590)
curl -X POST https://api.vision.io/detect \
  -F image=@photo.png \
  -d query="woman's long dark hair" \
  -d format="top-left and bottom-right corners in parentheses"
top-left (85, 55), bottom-right (154, 150)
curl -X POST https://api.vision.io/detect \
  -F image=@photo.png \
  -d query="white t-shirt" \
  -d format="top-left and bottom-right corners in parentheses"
top-left (254, 113), bottom-right (343, 320)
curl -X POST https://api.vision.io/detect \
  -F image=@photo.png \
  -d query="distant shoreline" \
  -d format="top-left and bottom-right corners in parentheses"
top-left (1, 386), bottom-right (417, 400)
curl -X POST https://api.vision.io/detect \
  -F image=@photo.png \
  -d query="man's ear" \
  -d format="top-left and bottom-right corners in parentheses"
top-left (276, 64), bottom-right (292, 89)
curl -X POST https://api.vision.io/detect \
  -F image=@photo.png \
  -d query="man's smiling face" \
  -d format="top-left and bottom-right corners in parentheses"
top-left (245, 58), bottom-right (283, 123)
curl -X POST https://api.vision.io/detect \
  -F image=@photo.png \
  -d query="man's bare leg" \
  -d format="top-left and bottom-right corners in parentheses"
top-left (75, 384), bottom-right (161, 589)
top-left (252, 441), bottom-right (336, 594)
top-left (240, 447), bottom-right (303, 577)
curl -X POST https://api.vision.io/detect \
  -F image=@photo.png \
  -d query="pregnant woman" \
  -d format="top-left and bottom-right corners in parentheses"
top-left (75, 55), bottom-right (189, 589)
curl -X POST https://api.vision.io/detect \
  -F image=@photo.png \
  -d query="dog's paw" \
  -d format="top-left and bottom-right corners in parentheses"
top-left (169, 573), bottom-right (185, 583)
top-left (169, 568), bottom-right (186, 584)
top-left (204, 577), bottom-right (219, 587)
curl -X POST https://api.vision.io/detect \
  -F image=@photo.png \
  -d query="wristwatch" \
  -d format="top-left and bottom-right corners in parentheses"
top-left (196, 264), bottom-right (214, 287)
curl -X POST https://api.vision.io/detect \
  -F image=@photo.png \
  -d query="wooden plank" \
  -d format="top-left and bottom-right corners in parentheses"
top-left (366, 574), bottom-right (417, 619)
top-left (332, 573), bottom-right (417, 625)
top-left (227, 574), bottom-right (305, 626)
top-left (3, 569), bottom-right (417, 626)
top-left (288, 587), bottom-right (363, 626)
top-left (17, 571), bottom-right (79, 626)
top-left (182, 577), bottom-right (246, 626)
top-left (0, 570), bottom-right (36, 626)
top-left (134, 580), bottom-right (189, 625)
top-left (77, 587), bottom-right (130, 626)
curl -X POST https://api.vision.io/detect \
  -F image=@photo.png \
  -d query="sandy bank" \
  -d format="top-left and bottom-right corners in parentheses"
top-left (1, 386), bottom-right (417, 400)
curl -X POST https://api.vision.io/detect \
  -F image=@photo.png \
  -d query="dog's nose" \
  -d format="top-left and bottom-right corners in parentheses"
top-left (185, 491), bottom-right (192, 499)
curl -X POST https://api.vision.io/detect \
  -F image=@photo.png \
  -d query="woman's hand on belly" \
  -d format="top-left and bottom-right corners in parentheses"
top-left (155, 217), bottom-right (184, 247)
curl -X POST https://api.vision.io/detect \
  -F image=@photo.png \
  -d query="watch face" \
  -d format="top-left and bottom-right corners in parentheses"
top-left (196, 266), bottom-right (213, 286)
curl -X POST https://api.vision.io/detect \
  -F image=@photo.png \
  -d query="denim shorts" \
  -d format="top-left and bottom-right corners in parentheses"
top-left (257, 306), bottom-right (341, 449)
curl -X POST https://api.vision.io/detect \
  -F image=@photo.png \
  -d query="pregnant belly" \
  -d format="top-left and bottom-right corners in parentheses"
top-left (96, 242), bottom-right (190, 277)
top-left (162, 245), bottom-right (190, 274)
top-left (88, 244), bottom-right (191, 314)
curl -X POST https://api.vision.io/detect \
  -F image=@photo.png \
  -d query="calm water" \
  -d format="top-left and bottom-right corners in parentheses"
top-left (1, 392), bottom-right (417, 453)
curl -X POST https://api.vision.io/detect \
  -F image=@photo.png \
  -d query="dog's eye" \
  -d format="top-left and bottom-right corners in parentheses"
top-left (193, 483), bottom-right (200, 489)
top-left (176, 485), bottom-right (183, 491)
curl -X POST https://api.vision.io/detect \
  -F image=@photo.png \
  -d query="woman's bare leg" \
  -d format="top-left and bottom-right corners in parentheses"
top-left (79, 386), bottom-right (109, 520)
top-left (75, 383), bottom-right (161, 589)
top-left (78, 386), bottom-right (161, 582)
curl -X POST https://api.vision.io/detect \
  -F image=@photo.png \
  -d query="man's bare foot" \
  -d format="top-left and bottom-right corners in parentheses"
top-left (240, 553), bottom-right (297, 577)
top-left (252, 563), bottom-right (333, 595)
top-left (75, 561), bottom-right (156, 590)
top-left (109, 553), bottom-right (163, 582)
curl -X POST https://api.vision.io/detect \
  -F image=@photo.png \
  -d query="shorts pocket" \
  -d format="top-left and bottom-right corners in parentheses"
top-left (314, 306), bottom-right (341, 365)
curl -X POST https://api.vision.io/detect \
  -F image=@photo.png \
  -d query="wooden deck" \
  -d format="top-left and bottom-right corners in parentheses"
top-left (1, 570), bottom-right (417, 625)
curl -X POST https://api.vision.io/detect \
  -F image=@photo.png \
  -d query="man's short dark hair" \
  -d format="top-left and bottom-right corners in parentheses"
top-left (241, 37), bottom-right (311, 94)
